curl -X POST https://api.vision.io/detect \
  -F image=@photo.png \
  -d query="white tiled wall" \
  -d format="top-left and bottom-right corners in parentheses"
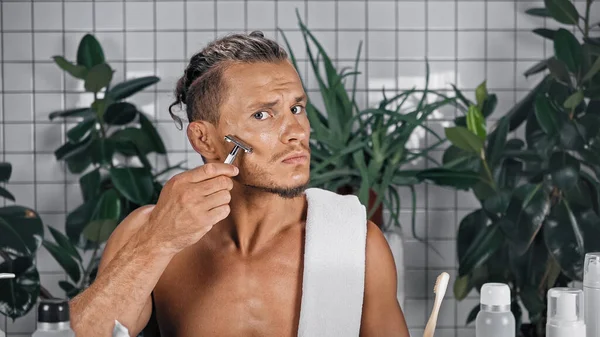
top-left (0, 0), bottom-right (583, 336)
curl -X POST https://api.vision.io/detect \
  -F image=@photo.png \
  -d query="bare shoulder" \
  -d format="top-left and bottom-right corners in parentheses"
top-left (360, 220), bottom-right (409, 336)
top-left (364, 220), bottom-right (396, 275)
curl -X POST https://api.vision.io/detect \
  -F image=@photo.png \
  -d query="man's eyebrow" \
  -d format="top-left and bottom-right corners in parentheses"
top-left (248, 94), bottom-right (307, 110)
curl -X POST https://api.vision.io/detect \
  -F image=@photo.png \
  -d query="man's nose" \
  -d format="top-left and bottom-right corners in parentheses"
top-left (281, 114), bottom-right (307, 144)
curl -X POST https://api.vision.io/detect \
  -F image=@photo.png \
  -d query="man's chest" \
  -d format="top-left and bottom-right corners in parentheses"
top-left (152, 233), bottom-right (305, 337)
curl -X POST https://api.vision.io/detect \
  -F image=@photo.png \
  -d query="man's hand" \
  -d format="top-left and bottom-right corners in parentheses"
top-left (360, 221), bottom-right (410, 337)
top-left (140, 163), bottom-right (239, 254)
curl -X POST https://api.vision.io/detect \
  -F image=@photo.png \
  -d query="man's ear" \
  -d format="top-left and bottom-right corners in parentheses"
top-left (187, 121), bottom-right (222, 160)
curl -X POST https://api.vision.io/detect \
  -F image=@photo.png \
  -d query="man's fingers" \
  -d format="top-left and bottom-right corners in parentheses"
top-left (202, 190), bottom-right (232, 210)
top-left (199, 176), bottom-right (234, 196)
top-left (207, 204), bottom-right (231, 223)
top-left (181, 163), bottom-right (239, 182)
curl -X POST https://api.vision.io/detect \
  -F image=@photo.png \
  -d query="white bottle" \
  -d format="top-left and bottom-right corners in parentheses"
top-left (32, 299), bottom-right (76, 337)
top-left (547, 288), bottom-right (586, 337)
top-left (0, 274), bottom-right (15, 337)
top-left (476, 283), bottom-right (515, 337)
top-left (584, 253), bottom-right (600, 337)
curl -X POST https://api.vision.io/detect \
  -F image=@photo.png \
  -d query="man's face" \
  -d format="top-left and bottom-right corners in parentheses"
top-left (215, 60), bottom-right (311, 198)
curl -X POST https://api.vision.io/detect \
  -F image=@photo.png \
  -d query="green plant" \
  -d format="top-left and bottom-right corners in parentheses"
top-left (43, 34), bottom-right (186, 298)
top-left (0, 162), bottom-right (47, 320)
top-left (279, 10), bottom-right (478, 234)
top-left (446, 0), bottom-right (600, 335)
top-left (0, 33), bottom-right (184, 321)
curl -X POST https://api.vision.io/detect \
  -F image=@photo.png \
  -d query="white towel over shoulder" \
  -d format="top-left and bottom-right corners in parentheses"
top-left (297, 187), bottom-right (368, 337)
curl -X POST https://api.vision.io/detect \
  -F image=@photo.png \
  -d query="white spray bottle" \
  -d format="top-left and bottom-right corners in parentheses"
top-left (546, 288), bottom-right (586, 337)
top-left (584, 252), bottom-right (600, 337)
top-left (0, 273), bottom-right (16, 337)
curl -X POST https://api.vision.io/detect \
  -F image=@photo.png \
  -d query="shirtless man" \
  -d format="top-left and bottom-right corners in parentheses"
top-left (69, 31), bottom-right (410, 337)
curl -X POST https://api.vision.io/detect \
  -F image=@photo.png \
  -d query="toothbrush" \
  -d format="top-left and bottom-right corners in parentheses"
top-left (0, 273), bottom-right (15, 279)
top-left (423, 272), bottom-right (450, 337)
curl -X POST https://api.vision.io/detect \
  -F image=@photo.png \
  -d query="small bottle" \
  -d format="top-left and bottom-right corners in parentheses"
top-left (584, 253), bottom-right (600, 337)
top-left (32, 299), bottom-right (76, 337)
top-left (547, 288), bottom-right (586, 337)
top-left (476, 283), bottom-right (515, 337)
top-left (0, 273), bottom-right (15, 337)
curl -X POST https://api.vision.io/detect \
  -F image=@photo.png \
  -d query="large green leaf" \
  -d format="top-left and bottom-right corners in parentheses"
top-left (139, 113), bottom-right (167, 154)
top-left (104, 102), bottom-right (138, 125)
top-left (564, 91), bottom-right (584, 109)
top-left (501, 184), bottom-right (551, 255)
top-left (486, 117), bottom-right (509, 167)
top-left (48, 107), bottom-right (94, 121)
top-left (483, 189), bottom-right (512, 215)
top-left (0, 216), bottom-right (30, 257)
top-left (52, 56), bottom-right (87, 79)
top-left (66, 118), bottom-right (95, 143)
top-left (544, 0), bottom-right (579, 25)
top-left (583, 56), bottom-right (600, 82)
top-left (110, 127), bottom-right (153, 156)
top-left (415, 168), bottom-right (480, 190)
top-left (445, 126), bottom-right (484, 155)
top-left (54, 135), bottom-right (93, 161)
top-left (79, 168), bottom-right (101, 202)
top-left (524, 59), bottom-right (549, 78)
top-left (106, 76), bottom-right (160, 100)
top-left (76, 34), bottom-right (105, 69)
top-left (546, 58), bottom-right (572, 86)
top-left (89, 138), bottom-right (115, 165)
top-left (84, 189), bottom-right (121, 243)
top-left (42, 240), bottom-right (81, 283)
top-left (0, 187), bottom-right (15, 202)
top-left (525, 8), bottom-right (551, 17)
top-left (457, 209), bottom-right (488, 262)
top-left (0, 162), bottom-right (12, 182)
top-left (466, 105), bottom-right (486, 141)
top-left (65, 199), bottom-right (96, 246)
top-left (442, 145), bottom-right (480, 172)
top-left (59, 280), bottom-right (80, 299)
top-left (554, 29), bottom-right (583, 73)
top-left (549, 151), bottom-right (580, 190)
top-left (458, 223), bottom-right (504, 276)
top-left (47, 226), bottom-right (82, 262)
top-left (534, 94), bottom-right (563, 136)
top-left (0, 257), bottom-right (40, 319)
top-left (533, 28), bottom-right (557, 40)
top-left (559, 121), bottom-right (585, 150)
top-left (544, 199), bottom-right (585, 280)
top-left (84, 63), bottom-right (113, 93)
top-left (110, 167), bottom-right (154, 205)
top-left (65, 149), bottom-right (92, 174)
top-left (0, 206), bottom-right (44, 255)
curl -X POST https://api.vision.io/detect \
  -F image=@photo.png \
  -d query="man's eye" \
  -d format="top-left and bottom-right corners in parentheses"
top-left (291, 105), bottom-right (304, 114)
top-left (253, 111), bottom-right (269, 120)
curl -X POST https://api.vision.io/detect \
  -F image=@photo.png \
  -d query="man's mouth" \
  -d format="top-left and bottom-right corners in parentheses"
top-left (281, 151), bottom-right (309, 164)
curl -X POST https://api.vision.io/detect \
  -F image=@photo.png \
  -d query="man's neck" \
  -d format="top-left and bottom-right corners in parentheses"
top-left (218, 186), bottom-right (308, 256)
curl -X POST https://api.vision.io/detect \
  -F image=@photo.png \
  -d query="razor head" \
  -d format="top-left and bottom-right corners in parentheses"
top-left (224, 135), bottom-right (253, 153)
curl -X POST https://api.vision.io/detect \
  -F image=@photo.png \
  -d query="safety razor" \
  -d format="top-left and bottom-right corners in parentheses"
top-left (224, 135), bottom-right (253, 164)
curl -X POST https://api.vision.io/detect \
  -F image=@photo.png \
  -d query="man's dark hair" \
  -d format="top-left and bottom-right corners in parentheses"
top-left (168, 31), bottom-right (289, 129)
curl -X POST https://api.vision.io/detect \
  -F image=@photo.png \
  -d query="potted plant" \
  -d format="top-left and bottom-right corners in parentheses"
top-left (444, 0), bottom-right (600, 334)
top-left (280, 10), bottom-right (479, 306)
top-left (43, 33), bottom-right (184, 297)
top-left (0, 162), bottom-right (48, 321)
top-left (0, 34), bottom-right (180, 322)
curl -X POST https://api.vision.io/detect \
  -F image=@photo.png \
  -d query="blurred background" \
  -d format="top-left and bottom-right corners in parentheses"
top-left (1, 0), bottom-right (600, 336)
